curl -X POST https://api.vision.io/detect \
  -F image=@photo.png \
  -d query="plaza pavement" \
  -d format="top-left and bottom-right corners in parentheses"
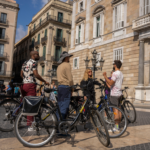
top-left (0, 108), bottom-right (150, 150)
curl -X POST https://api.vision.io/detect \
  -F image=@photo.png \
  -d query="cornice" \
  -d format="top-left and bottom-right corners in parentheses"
top-left (0, 2), bottom-right (19, 10)
top-left (111, 0), bottom-right (123, 5)
top-left (92, 5), bottom-right (105, 15)
top-left (75, 16), bottom-right (85, 24)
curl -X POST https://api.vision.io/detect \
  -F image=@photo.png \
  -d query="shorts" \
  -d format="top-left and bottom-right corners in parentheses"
top-left (110, 96), bottom-right (122, 106)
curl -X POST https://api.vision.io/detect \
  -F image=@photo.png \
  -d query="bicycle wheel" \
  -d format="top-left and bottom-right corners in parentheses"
top-left (14, 104), bottom-right (57, 147)
top-left (90, 110), bottom-right (110, 147)
top-left (123, 101), bottom-right (136, 123)
top-left (0, 99), bottom-right (20, 132)
top-left (99, 105), bottom-right (127, 138)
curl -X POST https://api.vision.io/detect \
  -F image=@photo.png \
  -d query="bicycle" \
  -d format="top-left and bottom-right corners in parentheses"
top-left (97, 79), bottom-right (128, 138)
top-left (14, 81), bottom-right (110, 147)
top-left (0, 83), bottom-right (22, 132)
top-left (121, 87), bottom-right (136, 123)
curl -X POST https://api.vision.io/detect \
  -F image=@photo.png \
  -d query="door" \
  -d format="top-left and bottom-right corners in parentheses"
top-left (32, 38), bottom-right (35, 46)
top-left (58, 12), bottom-right (63, 22)
top-left (45, 29), bottom-right (47, 37)
top-left (1, 13), bottom-right (7, 23)
top-left (42, 66), bottom-right (45, 76)
top-left (57, 29), bottom-right (63, 42)
top-left (38, 34), bottom-right (40, 43)
top-left (0, 28), bottom-right (5, 39)
top-left (55, 46), bottom-right (62, 62)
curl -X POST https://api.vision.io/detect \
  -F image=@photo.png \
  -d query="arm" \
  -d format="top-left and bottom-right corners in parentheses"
top-left (106, 82), bottom-right (111, 88)
top-left (33, 70), bottom-right (49, 85)
top-left (103, 72), bottom-right (115, 86)
top-left (20, 70), bottom-right (23, 79)
top-left (5, 86), bottom-right (8, 91)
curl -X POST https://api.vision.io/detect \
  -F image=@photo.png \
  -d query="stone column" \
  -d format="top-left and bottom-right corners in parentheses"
top-left (66, 30), bottom-right (70, 52)
top-left (138, 40), bottom-right (144, 86)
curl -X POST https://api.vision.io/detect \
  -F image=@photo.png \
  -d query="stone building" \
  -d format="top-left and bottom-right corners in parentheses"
top-left (13, 0), bottom-right (72, 84)
top-left (0, 0), bottom-right (19, 85)
top-left (69, 0), bottom-right (150, 103)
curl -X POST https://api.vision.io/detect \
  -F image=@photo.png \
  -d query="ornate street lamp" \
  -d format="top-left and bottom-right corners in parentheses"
top-left (92, 49), bottom-right (97, 59)
top-left (91, 58), bottom-right (97, 66)
top-left (84, 56), bottom-right (90, 69)
top-left (99, 57), bottom-right (105, 71)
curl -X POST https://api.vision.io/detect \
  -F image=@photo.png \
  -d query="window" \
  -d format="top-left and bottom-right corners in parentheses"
top-left (45, 29), bottom-right (47, 37)
top-left (140, 0), bottom-right (150, 16)
top-left (38, 34), bottom-right (40, 43)
top-left (42, 66), bottom-right (45, 76)
top-left (37, 49), bottom-right (39, 53)
top-left (0, 44), bottom-right (4, 56)
top-left (113, 48), bottom-right (123, 62)
top-left (1, 13), bottom-right (7, 23)
top-left (34, 24), bottom-right (36, 30)
top-left (55, 46), bottom-right (62, 62)
top-left (96, 52), bottom-right (101, 66)
top-left (56, 28), bottom-right (63, 42)
top-left (0, 61), bottom-right (2, 71)
top-left (58, 12), bottom-right (63, 22)
top-left (93, 13), bottom-right (103, 38)
top-left (113, 4), bottom-right (125, 30)
top-left (0, 61), bottom-right (4, 74)
top-left (0, 28), bottom-right (5, 39)
top-left (95, 0), bottom-right (101, 2)
top-left (73, 57), bottom-right (79, 69)
top-left (43, 46), bottom-right (46, 60)
top-left (78, 0), bottom-right (85, 13)
top-left (52, 65), bottom-right (57, 76)
top-left (76, 24), bottom-right (84, 44)
top-left (40, 19), bottom-right (42, 25)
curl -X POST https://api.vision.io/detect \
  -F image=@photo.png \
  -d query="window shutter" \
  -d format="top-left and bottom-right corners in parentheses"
top-left (77, 57), bottom-right (79, 69)
top-left (93, 17), bottom-right (96, 38)
top-left (0, 44), bottom-right (4, 56)
top-left (83, 0), bottom-right (86, 10)
top-left (76, 26), bottom-right (78, 44)
top-left (78, 2), bottom-right (80, 13)
top-left (121, 4), bottom-right (124, 28)
top-left (100, 14), bottom-right (102, 35)
top-left (139, 0), bottom-right (144, 16)
top-left (113, 8), bottom-right (115, 30)
top-left (81, 23), bottom-right (84, 43)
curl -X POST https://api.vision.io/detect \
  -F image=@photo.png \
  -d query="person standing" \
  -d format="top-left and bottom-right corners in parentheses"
top-left (20, 51), bottom-right (49, 131)
top-left (51, 81), bottom-right (57, 95)
top-left (14, 85), bottom-right (20, 96)
top-left (57, 51), bottom-right (74, 120)
top-left (103, 60), bottom-right (123, 132)
top-left (5, 81), bottom-right (14, 95)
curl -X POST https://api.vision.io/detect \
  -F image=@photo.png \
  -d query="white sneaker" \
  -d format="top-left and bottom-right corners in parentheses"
top-left (28, 127), bottom-right (35, 132)
top-left (108, 128), bottom-right (120, 133)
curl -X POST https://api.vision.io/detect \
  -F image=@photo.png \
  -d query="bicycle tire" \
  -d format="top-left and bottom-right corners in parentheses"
top-left (123, 101), bottom-right (136, 123)
top-left (0, 99), bottom-right (21, 132)
top-left (99, 105), bottom-right (128, 138)
top-left (90, 110), bottom-right (110, 147)
top-left (14, 104), bottom-right (57, 147)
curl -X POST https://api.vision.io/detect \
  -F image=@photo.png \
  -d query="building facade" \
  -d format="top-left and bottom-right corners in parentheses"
top-left (69, 0), bottom-right (150, 103)
top-left (13, 0), bottom-right (72, 84)
top-left (0, 0), bottom-right (19, 85)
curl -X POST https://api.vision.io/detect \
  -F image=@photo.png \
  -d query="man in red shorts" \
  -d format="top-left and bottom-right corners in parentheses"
top-left (20, 51), bottom-right (49, 131)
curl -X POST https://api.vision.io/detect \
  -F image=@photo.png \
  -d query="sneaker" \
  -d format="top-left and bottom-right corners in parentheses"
top-left (28, 127), bottom-right (35, 132)
top-left (108, 128), bottom-right (120, 133)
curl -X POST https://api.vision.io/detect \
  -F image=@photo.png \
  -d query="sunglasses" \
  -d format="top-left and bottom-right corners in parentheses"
top-left (88, 71), bottom-right (92, 73)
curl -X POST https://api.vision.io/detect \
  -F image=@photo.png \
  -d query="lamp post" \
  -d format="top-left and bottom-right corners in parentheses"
top-left (84, 49), bottom-right (105, 78)
top-left (84, 49), bottom-right (105, 104)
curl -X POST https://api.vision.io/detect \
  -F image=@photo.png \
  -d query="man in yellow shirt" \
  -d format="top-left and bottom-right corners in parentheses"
top-left (57, 51), bottom-right (74, 119)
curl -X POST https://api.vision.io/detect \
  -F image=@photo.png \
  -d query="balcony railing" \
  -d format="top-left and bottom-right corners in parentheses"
top-left (39, 56), bottom-right (46, 61)
top-left (132, 14), bottom-right (150, 31)
top-left (30, 15), bottom-right (71, 34)
top-left (41, 36), bottom-right (47, 44)
top-left (0, 52), bottom-right (7, 59)
top-left (0, 35), bottom-right (8, 41)
top-left (0, 71), bottom-right (14, 77)
top-left (53, 36), bottom-right (66, 47)
top-left (34, 41), bottom-right (40, 48)
top-left (0, 20), bottom-right (8, 25)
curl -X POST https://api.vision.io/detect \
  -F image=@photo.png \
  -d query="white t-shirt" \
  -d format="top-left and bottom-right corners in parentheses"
top-left (111, 70), bottom-right (123, 96)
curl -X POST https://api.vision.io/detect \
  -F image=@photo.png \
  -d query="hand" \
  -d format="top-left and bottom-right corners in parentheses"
top-left (103, 72), bottom-right (107, 77)
top-left (44, 81), bottom-right (50, 86)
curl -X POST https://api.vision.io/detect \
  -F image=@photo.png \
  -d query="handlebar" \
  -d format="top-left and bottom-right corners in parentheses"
top-left (100, 79), bottom-right (106, 84)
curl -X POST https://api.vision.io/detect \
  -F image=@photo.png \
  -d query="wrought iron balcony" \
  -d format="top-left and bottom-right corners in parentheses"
top-left (39, 56), bottom-right (46, 62)
top-left (53, 36), bottom-right (66, 47)
top-left (41, 36), bottom-right (47, 45)
top-left (132, 14), bottom-right (150, 31)
top-left (34, 41), bottom-right (40, 48)
top-left (0, 20), bottom-right (8, 25)
top-left (0, 71), bottom-right (14, 77)
top-left (30, 15), bottom-right (71, 34)
top-left (0, 35), bottom-right (8, 42)
top-left (0, 52), bottom-right (7, 59)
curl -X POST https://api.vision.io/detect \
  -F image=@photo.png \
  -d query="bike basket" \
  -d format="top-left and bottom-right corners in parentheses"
top-left (22, 96), bottom-right (43, 116)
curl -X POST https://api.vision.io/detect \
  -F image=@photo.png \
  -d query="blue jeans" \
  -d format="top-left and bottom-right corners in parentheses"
top-left (57, 85), bottom-right (71, 120)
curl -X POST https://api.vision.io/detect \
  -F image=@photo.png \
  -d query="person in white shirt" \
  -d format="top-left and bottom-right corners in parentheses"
top-left (103, 60), bottom-right (123, 132)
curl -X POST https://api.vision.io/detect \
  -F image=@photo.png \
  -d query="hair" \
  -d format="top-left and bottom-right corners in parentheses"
top-left (114, 60), bottom-right (122, 69)
top-left (82, 69), bottom-right (93, 81)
